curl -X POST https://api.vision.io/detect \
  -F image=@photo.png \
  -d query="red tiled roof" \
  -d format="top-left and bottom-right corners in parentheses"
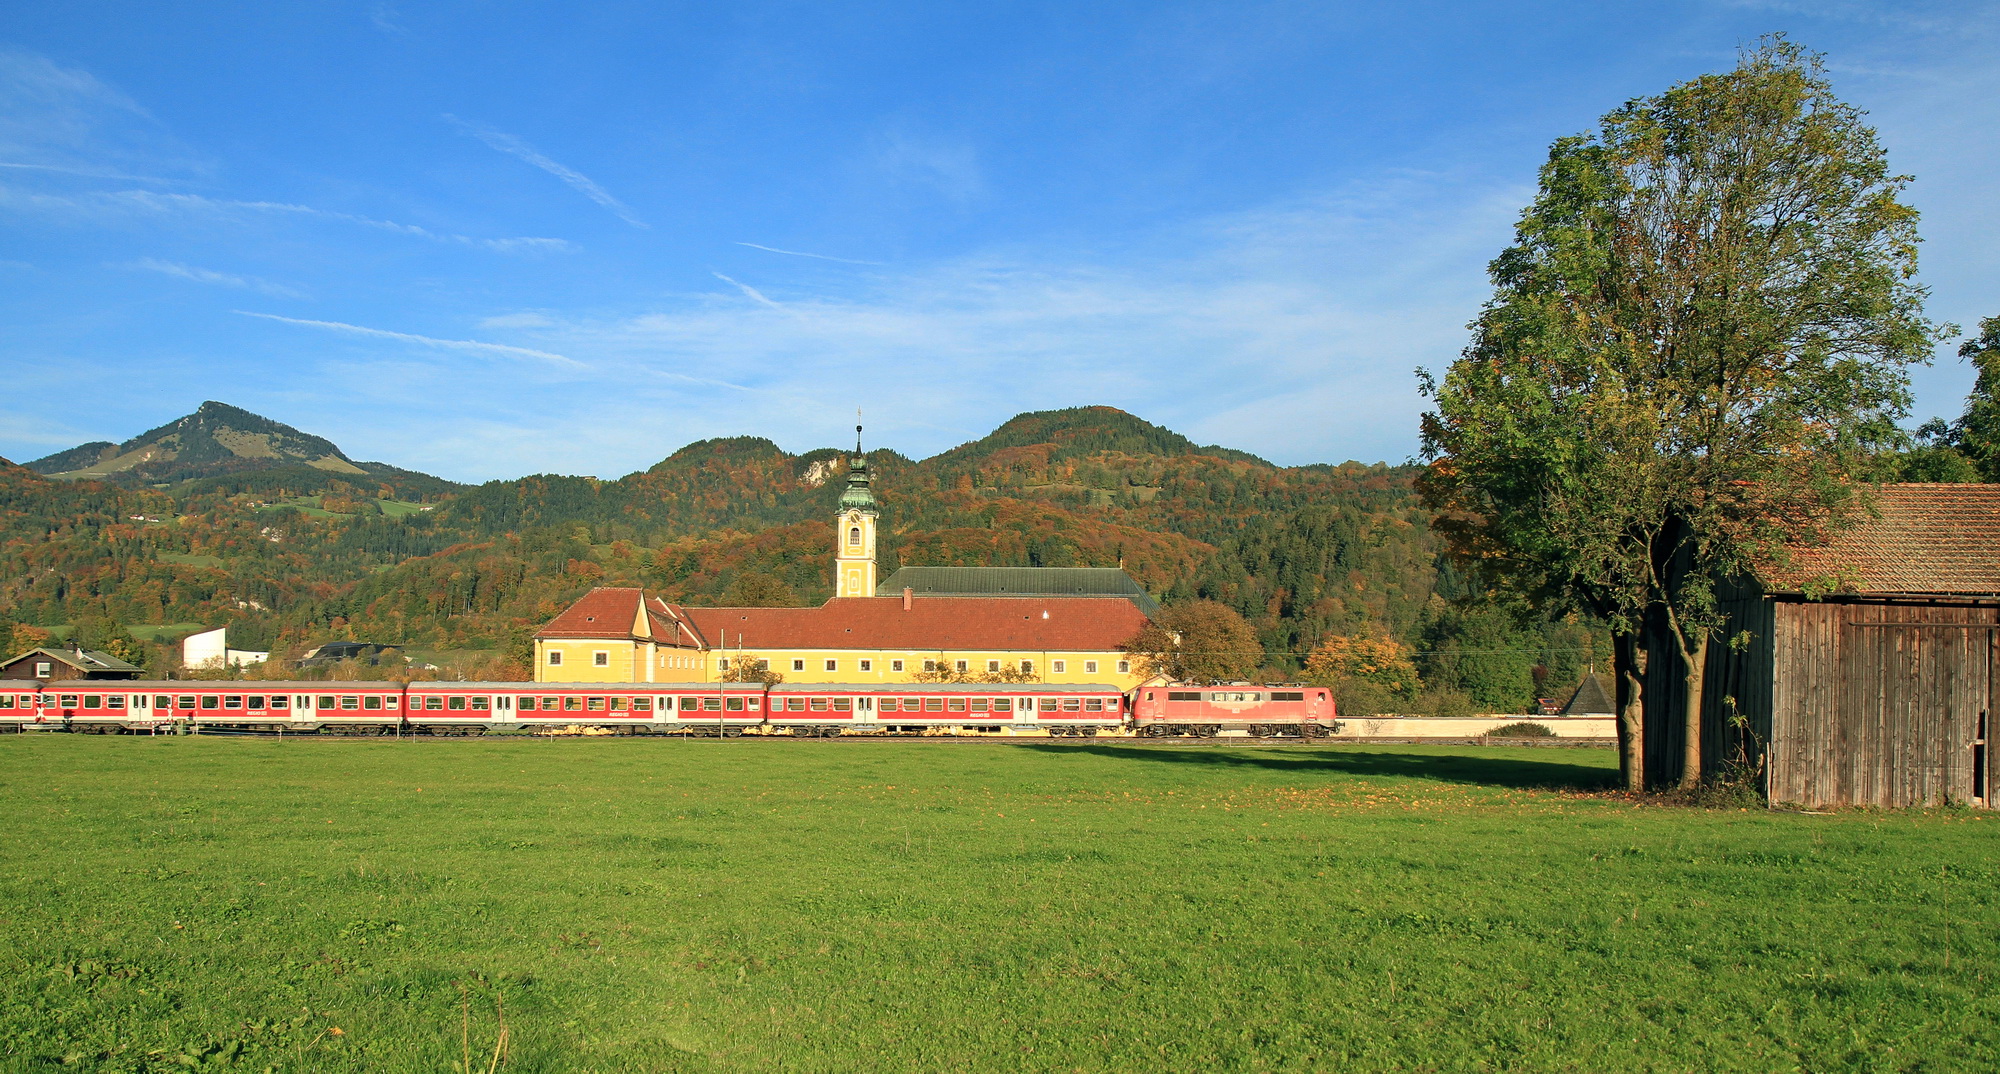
top-left (1757, 484), bottom-right (2000, 596)
top-left (536, 587), bottom-right (704, 645)
top-left (683, 596), bottom-right (1150, 652)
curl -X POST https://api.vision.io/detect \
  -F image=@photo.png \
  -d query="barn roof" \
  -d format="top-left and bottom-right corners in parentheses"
top-left (876, 566), bottom-right (1161, 616)
top-left (1757, 484), bottom-right (2000, 597)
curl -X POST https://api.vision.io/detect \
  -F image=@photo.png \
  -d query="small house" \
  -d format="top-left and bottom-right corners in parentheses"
top-left (1, 647), bottom-right (145, 682)
top-left (1675, 484), bottom-right (1999, 808)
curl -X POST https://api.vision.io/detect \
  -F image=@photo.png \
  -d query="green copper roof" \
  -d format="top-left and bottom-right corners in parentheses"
top-left (875, 567), bottom-right (1160, 616)
top-left (836, 453), bottom-right (876, 511)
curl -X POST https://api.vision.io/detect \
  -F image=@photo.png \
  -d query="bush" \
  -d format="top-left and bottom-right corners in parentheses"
top-left (1487, 721), bottom-right (1555, 738)
top-left (1333, 680), bottom-right (1400, 717)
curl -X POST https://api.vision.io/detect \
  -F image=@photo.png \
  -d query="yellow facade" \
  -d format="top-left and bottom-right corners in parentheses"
top-left (535, 638), bottom-right (1141, 689)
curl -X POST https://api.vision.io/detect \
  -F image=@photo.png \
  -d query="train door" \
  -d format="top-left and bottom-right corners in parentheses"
top-left (854, 695), bottom-right (876, 726)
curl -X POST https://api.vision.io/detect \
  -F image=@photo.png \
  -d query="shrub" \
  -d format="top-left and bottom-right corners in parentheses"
top-left (1487, 721), bottom-right (1555, 738)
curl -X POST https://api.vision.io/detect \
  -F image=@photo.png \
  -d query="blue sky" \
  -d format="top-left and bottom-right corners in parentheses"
top-left (2, 1), bottom-right (1995, 482)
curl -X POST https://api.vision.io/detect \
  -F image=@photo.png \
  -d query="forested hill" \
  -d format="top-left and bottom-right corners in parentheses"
top-left (0, 405), bottom-right (1585, 709)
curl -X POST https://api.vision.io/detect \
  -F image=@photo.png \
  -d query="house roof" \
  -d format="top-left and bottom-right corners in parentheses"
top-left (3, 647), bottom-right (144, 674)
top-left (876, 566), bottom-right (1161, 616)
top-left (533, 588), bottom-right (707, 648)
top-left (683, 596), bottom-right (1151, 653)
top-left (1757, 484), bottom-right (2000, 597)
top-left (1560, 672), bottom-right (1614, 716)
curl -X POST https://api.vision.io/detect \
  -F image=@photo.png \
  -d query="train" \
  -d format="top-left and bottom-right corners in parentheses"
top-left (0, 679), bottom-right (1336, 738)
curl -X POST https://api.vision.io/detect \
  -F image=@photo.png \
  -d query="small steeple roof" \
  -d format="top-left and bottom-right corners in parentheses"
top-left (837, 423), bottom-right (877, 512)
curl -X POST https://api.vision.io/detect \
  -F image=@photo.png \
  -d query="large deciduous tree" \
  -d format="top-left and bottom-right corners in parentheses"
top-left (1124, 600), bottom-right (1263, 683)
top-left (1419, 37), bottom-right (1944, 790)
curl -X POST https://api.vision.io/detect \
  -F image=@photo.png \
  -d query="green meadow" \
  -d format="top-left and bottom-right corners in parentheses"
top-left (1, 738), bottom-right (1995, 1073)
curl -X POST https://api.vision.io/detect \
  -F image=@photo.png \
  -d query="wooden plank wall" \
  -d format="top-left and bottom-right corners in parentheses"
top-left (1769, 599), bottom-right (1996, 809)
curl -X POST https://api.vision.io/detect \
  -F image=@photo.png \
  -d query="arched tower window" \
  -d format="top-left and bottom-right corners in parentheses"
top-left (848, 526), bottom-right (862, 546)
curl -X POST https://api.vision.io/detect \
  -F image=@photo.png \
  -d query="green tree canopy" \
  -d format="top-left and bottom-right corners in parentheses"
top-left (1419, 37), bottom-right (1945, 789)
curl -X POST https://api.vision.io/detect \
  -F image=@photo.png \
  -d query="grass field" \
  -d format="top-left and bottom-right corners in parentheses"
top-left (1, 739), bottom-right (1994, 1072)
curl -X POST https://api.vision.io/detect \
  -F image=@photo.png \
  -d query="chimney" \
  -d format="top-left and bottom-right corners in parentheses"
top-left (902, 587), bottom-right (913, 611)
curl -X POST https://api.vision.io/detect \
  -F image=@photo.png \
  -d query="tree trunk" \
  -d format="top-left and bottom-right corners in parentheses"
top-left (1614, 632), bottom-right (1645, 793)
top-left (1678, 633), bottom-right (1709, 792)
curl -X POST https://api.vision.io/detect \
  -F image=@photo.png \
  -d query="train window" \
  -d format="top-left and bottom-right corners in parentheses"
top-left (472, 697), bottom-right (490, 711)
top-left (810, 698), bottom-right (828, 711)
top-left (364, 696), bottom-right (383, 710)
top-left (422, 697), bottom-right (442, 710)
top-left (726, 697), bottom-right (745, 711)
top-left (875, 698), bottom-right (894, 712)
top-left (609, 697), bottom-right (627, 711)
top-left (543, 697), bottom-right (560, 710)
top-left (223, 696), bottom-right (242, 709)
top-left (777, 698), bottom-right (797, 711)
top-left (246, 696), bottom-right (264, 710)
top-left (970, 699), bottom-right (988, 712)
top-left (104, 695), bottom-right (124, 710)
top-left (679, 696), bottom-right (698, 711)
top-left (271, 697), bottom-right (288, 710)
top-left (1085, 661), bottom-right (1098, 674)
top-left (995, 699), bottom-right (1012, 713)
top-left (340, 696), bottom-right (359, 710)
top-left (1061, 699), bottom-right (1080, 712)
top-left (0, 695), bottom-right (16, 709)
top-left (201, 695), bottom-right (220, 709)
top-left (522, 697), bottom-right (542, 711)
top-left (924, 698), bottom-right (944, 712)
top-left (948, 698), bottom-right (966, 712)
top-left (1038, 699), bottom-right (1056, 712)
top-left (631, 697), bottom-right (649, 712)
top-left (315, 695), bottom-right (333, 710)
top-left (1085, 699), bottom-right (1104, 712)
top-left (832, 698), bottom-right (851, 712)
top-left (384, 697), bottom-right (398, 708)
top-left (59, 694), bottom-right (79, 708)
top-left (702, 697), bottom-right (721, 711)
top-left (156, 695), bottom-right (173, 709)
top-left (1168, 691), bottom-right (1199, 701)
top-left (83, 695), bottom-right (103, 709)
top-left (587, 697), bottom-right (605, 711)
top-left (563, 697), bottom-right (582, 711)
top-left (1272, 691), bottom-right (1304, 701)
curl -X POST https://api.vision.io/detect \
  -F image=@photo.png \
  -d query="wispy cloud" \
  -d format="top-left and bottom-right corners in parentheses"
top-left (0, 49), bottom-right (202, 179)
top-left (0, 185), bottom-right (575, 252)
top-left (124, 257), bottom-right (303, 297)
top-left (445, 114), bottom-right (646, 228)
top-left (736, 241), bottom-right (883, 266)
top-left (236, 311), bottom-right (585, 368)
top-left (368, 3), bottom-right (409, 37)
top-left (0, 160), bottom-right (177, 183)
top-left (712, 272), bottom-right (784, 310)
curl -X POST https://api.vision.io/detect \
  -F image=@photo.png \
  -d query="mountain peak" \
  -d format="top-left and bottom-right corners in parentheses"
top-left (26, 402), bottom-right (371, 485)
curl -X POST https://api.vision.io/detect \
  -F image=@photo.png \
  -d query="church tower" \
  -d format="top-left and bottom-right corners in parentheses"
top-left (834, 425), bottom-right (878, 599)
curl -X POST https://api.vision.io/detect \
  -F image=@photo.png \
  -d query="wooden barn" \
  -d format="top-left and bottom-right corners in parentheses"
top-left (1654, 485), bottom-right (2000, 807)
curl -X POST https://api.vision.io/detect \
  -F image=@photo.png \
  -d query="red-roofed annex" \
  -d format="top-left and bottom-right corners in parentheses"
top-left (532, 439), bottom-right (1156, 688)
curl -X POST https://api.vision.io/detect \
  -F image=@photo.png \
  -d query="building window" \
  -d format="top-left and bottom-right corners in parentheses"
top-left (719, 659), bottom-right (730, 672)
top-left (955, 660), bottom-right (968, 672)
top-left (1021, 660), bottom-right (1034, 674)
top-left (1085, 661), bottom-right (1098, 674)
top-left (1053, 660), bottom-right (1067, 673)
top-left (987, 660), bottom-right (1000, 672)
top-left (860, 659), bottom-right (873, 672)
top-left (1117, 660), bottom-right (1130, 674)
top-left (792, 659), bottom-right (806, 672)
top-left (849, 526), bottom-right (862, 546)
top-left (891, 659), bottom-right (904, 672)
top-left (547, 651), bottom-right (562, 666)
top-left (825, 659), bottom-right (838, 672)
top-left (593, 651), bottom-right (610, 667)
top-left (34, 662), bottom-right (51, 678)
top-left (923, 660), bottom-right (937, 672)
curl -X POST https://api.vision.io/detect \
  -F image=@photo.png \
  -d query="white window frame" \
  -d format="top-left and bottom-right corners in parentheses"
top-left (1085, 660), bottom-right (1098, 674)
top-left (792, 659), bottom-right (806, 672)
top-left (1117, 660), bottom-right (1130, 674)
top-left (593, 651), bottom-right (610, 667)
top-left (987, 660), bottom-right (1000, 673)
top-left (546, 651), bottom-right (562, 666)
top-left (859, 659), bottom-right (873, 672)
top-left (955, 660), bottom-right (968, 673)
top-left (891, 659), bottom-right (905, 672)
top-left (1052, 660), bottom-right (1067, 673)
top-left (824, 659), bottom-right (838, 672)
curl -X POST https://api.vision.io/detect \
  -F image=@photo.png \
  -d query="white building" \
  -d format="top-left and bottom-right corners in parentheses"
top-left (181, 627), bottom-right (269, 669)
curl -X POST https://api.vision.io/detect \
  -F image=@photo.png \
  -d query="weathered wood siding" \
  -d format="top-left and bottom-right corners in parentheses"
top-left (1768, 599), bottom-right (1996, 809)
